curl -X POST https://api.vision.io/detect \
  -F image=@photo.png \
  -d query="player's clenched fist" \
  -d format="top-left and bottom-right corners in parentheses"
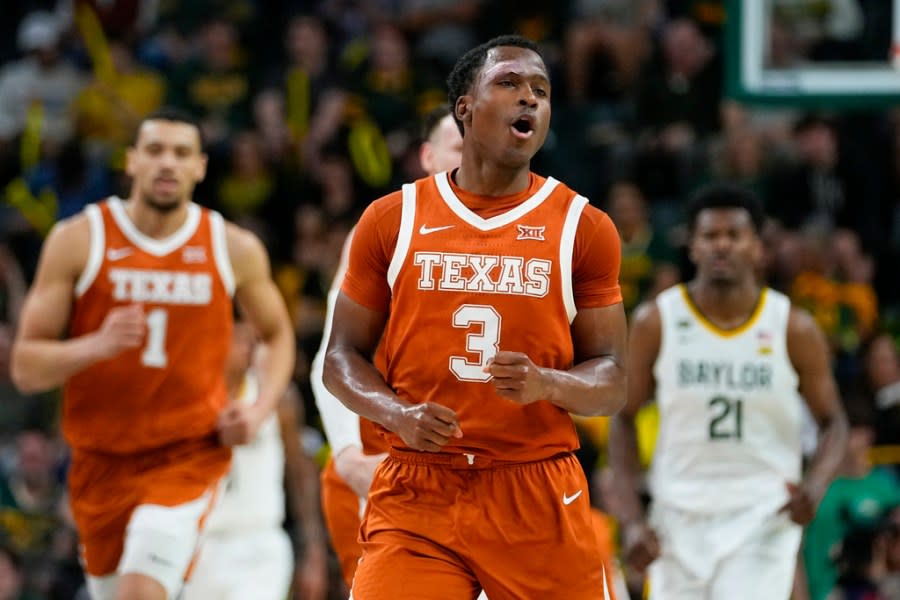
top-left (94, 304), bottom-right (146, 359)
top-left (393, 402), bottom-right (462, 452)
top-left (217, 403), bottom-right (263, 446)
top-left (484, 350), bottom-right (548, 404)
top-left (622, 521), bottom-right (661, 573)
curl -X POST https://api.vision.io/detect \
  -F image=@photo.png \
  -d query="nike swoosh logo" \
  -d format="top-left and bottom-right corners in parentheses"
top-left (106, 248), bottom-right (134, 261)
top-left (419, 224), bottom-right (454, 235)
top-left (562, 490), bottom-right (582, 505)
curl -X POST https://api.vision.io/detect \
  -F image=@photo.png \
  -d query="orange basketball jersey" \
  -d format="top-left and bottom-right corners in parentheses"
top-left (351, 173), bottom-right (605, 462)
top-left (64, 197), bottom-right (234, 454)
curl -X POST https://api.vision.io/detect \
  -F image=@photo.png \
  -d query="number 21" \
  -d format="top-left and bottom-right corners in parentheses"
top-left (708, 395), bottom-right (743, 440)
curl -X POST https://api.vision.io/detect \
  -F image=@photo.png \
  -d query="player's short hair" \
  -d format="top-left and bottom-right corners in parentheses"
top-left (420, 103), bottom-right (452, 142)
top-left (133, 107), bottom-right (205, 151)
top-left (446, 35), bottom-right (544, 136)
top-left (686, 183), bottom-right (766, 234)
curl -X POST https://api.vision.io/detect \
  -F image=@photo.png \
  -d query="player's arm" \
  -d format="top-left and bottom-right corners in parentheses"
top-left (784, 306), bottom-right (849, 525)
top-left (311, 233), bottom-right (387, 497)
top-left (222, 224), bottom-right (295, 442)
top-left (487, 207), bottom-right (627, 416)
top-left (11, 216), bottom-right (145, 392)
top-left (278, 383), bottom-right (328, 600)
top-left (323, 200), bottom-right (462, 452)
top-left (608, 300), bottom-right (661, 571)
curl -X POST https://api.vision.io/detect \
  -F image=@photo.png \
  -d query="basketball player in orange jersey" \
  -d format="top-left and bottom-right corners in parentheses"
top-left (324, 35), bottom-right (627, 599)
top-left (10, 108), bottom-right (295, 600)
top-left (311, 104), bottom-right (463, 591)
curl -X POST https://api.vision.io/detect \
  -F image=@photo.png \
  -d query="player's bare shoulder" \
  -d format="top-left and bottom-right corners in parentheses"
top-left (785, 303), bottom-right (829, 364)
top-left (222, 219), bottom-right (271, 287)
top-left (630, 299), bottom-right (663, 339)
top-left (39, 209), bottom-right (94, 282)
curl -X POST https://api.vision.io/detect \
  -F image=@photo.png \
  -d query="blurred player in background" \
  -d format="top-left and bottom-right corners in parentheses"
top-left (11, 108), bottom-right (295, 600)
top-left (609, 184), bottom-right (848, 599)
top-left (183, 317), bottom-right (328, 600)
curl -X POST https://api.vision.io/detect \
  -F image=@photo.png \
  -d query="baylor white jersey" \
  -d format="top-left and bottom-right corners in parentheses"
top-left (649, 285), bottom-right (803, 513)
top-left (205, 373), bottom-right (286, 532)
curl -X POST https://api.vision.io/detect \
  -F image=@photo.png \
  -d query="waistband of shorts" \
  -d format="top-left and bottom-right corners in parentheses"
top-left (388, 447), bottom-right (573, 470)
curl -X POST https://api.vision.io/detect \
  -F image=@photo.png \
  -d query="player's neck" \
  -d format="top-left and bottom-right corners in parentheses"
top-left (124, 196), bottom-right (191, 239)
top-left (454, 156), bottom-right (531, 197)
top-left (687, 278), bottom-right (763, 326)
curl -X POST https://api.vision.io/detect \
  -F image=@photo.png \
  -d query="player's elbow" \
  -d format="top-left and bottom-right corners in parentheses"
top-left (10, 349), bottom-right (45, 394)
top-left (321, 348), bottom-right (342, 398)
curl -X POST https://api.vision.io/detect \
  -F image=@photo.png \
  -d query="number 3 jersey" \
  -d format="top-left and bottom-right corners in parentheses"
top-left (649, 284), bottom-right (803, 513)
top-left (341, 172), bottom-right (622, 462)
top-left (64, 197), bottom-right (234, 454)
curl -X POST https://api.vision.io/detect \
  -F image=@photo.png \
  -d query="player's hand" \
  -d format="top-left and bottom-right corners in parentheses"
top-left (216, 403), bottom-right (264, 446)
top-left (334, 446), bottom-right (387, 498)
top-left (622, 521), bottom-right (660, 573)
top-left (93, 304), bottom-right (146, 359)
top-left (294, 541), bottom-right (328, 600)
top-left (484, 350), bottom-right (548, 405)
top-left (393, 402), bottom-right (462, 452)
top-left (779, 481), bottom-right (820, 525)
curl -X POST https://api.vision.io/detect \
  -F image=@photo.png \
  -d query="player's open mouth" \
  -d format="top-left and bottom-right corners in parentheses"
top-left (154, 178), bottom-right (179, 192)
top-left (510, 117), bottom-right (535, 139)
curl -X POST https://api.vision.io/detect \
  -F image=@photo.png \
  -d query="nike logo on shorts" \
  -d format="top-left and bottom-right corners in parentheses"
top-left (562, 490), bottom-right (582, 505)
top-left (148, 552), bottom-right (174, 567)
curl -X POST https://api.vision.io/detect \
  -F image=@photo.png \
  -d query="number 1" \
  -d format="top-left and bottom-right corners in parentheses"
top-left (141, 308), bottom-right (168, 368)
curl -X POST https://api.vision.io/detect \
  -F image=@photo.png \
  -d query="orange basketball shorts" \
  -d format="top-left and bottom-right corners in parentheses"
top-left (68, 436), bottom-right (230, 577)
top-left (351, 449), bottom-right (605, 600)
top-left (320, 457), bottom-right (364, 587)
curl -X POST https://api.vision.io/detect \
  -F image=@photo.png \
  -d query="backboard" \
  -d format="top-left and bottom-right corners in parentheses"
top-left (725, 0), bottom-right (900, 107)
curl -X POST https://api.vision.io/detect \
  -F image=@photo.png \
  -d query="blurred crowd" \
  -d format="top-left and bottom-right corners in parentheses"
top-left (2, 1), bottom-right (900, 598)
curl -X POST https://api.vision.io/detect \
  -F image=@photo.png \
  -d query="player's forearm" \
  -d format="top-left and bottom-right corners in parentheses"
top-left (285, 450), bottom-right (327, 551)
top-left (11, 334), bottom-right (107, 393)
top-left (323, 348), bottom-right (412, 432)
top-left (803, 412), bottom-right (849, 502)
top-left (542, 356), bottom-right (626, 416)
top-left (608, 415), bottom-right (648, 526)
top-left (251, 327), bottom-right (296, 419)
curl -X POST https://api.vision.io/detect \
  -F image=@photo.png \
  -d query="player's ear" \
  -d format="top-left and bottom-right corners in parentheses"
top-left (124, 146), bottom-right (137, 177)
top-left (455, 95), bottom-right (472, 129)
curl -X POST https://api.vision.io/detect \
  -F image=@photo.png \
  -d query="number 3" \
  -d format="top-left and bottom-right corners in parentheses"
top-left (449, 304), bottom-right (501, 382)
top-left (141, 308), bottom-right (168, 368)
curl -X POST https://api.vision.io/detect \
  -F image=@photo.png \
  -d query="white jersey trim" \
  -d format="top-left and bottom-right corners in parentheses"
top-left (108, 196), bottom-right (202, 256)
top-left (434, 171), bottom-right (560, 231)
top-left (75, 203), bottom-right (105, 297)
top-left (209, 211), bottom-right (235, 297)
top-left (388, 183), bottom-right (416, 290)
top-left (560, 195), bottom-right (588, 323)
top-left (311, 229), bottom-right (363, 457)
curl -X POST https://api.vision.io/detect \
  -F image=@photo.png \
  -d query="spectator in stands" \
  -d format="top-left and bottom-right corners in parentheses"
top-left (0, 11), bottom-right (86, 154)
top-left (606, 180), bottom-right (679, 315)
top-left (167, 18), bottom-right (251, 150)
